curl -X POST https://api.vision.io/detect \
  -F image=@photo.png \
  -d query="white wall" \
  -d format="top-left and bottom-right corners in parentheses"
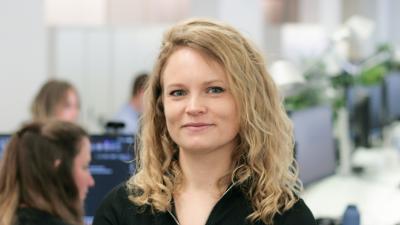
top-left (50, 25), bottom-right (167, 133)
top-left (218, 0), bottom-right (265, 52)
top-left (0, 0), bottom-right (47, 133)
top-left (381, 0), bottom-right (400, 45)
top-left (108, 0), bottom-right (189, 24)
top-left (190, 0), bottom-right (218, 18)
top-left (190, 0), bottom-right (276, 60)
top-left (319, 0), bottom-right (342, 33)
top-left (45, 0), bottom-right (107, 25)
top-left (298, 0), bottom-right (320, 23)
top-left (50, 27), bottom-right (111, 132)
top-left (298, 0), bottom-right (342, 32)
top-left (45, 0), bottom-right (189, 26)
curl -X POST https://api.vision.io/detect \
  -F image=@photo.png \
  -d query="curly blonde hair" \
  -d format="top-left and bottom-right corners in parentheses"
top-left (128, 18), bottom-right (302, 224)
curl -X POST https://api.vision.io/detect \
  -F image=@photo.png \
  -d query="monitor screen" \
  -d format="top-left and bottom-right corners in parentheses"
top-left (367, 84), bottom-right (384, 130)
top-left (347, 84), bottom-right (384, 137)
top-left (291, 105), bottom-right (336, 186)
top-left (84, 135), bottom-right (135, 224)
top-left (0, 134), bottom-right (11, 159)
top-left (385, 72), bottom-right (400, 122)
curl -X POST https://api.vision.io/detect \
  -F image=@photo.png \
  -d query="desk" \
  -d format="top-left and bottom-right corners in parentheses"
top-left (301, 148), bottom-right (400, 225)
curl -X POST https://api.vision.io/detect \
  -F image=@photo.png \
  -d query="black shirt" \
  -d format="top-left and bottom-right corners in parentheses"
top-left (16, 208), bottom-right (71, 225)
top-left (93, 184), bottom-right (316, 225)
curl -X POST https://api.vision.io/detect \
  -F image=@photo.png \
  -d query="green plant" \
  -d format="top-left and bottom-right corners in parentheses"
top-left (284, 87), bottom-right (321, 111)
top-left (356, 64), bottom-right (387, 86)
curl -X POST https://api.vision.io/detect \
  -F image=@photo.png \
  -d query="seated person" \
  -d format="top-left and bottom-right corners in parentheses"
top-left (31, 79), bottom-right (80, 123)
top-left (0, 121), bottom-right (95, 225)
top-left (112, 73), bottom-right (148, 134)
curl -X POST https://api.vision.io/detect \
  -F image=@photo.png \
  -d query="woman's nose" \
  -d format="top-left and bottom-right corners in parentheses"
top-left (88, 174), bottom-right (95, 187)
top-left (185, 95), bottom-right (207, 116)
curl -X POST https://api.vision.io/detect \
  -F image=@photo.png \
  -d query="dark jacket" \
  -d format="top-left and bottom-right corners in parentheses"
top-left (16, 208), bottom-right (71, 225)
top-left (93, 183), bottom-right (316, 225)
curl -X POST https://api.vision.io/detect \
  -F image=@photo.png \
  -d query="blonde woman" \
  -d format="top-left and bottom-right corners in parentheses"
top-left (31, 79), bottom-right (80, 123)
top-left (93, 19), bottom-right (316, 225)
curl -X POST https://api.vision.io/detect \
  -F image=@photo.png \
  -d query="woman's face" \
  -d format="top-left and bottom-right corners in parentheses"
top-left (72, 137), bottom-right (94, 201)
top-left (55, 89), bottom-right (80, 122)
top-left (162, 47), bottom-right (240, 155)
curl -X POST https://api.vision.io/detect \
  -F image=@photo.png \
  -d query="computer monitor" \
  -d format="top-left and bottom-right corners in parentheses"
top-left (367, 84), bottom-right (384, 133)
top-left (351, 94), bottom-right (370, 148)
top-left (384, 72), bottom-right (400, 122)
top-left (0, 134), bottom-right (11, 159)
top-left (290, 105), bottom-right (337, 186)
top-left (84, 135), bottom-right (135, 224)
top-left (347, 83), bottom-right (384, 145)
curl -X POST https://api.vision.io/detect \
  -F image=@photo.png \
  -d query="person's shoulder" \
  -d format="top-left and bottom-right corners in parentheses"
top-left (93, 182), bottom-right (151, 225)
top-left (110, 182), bottom-right (129, 198)
top-left (16, 208), bottom-right (71, 225)
top-left (274, 198), bottom-right (317, 225)
top-left (112, 104), bottom-right (139, 133)
top-left (97, 182), bottom-right (133, 211)
top-left (114, 104), bottom-right (137, 118)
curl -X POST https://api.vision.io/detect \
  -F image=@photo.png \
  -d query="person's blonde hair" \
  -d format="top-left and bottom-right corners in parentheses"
top-left (128, 18), bottom-right (302, 224)
top-left (31, 79), bottom-right (78, 122)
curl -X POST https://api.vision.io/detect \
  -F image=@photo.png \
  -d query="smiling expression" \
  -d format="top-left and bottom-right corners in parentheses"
top-left (162, 47), bottom-right (240, 155)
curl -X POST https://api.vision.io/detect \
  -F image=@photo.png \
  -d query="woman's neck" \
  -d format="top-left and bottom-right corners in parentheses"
top-left (178, 147), bottom-right (233, 194)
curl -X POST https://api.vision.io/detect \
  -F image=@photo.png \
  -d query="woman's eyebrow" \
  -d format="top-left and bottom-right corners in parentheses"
top-left (203, 79), bottom-right (225, 85)
top-left (164, 83), bottom-right (185, 89)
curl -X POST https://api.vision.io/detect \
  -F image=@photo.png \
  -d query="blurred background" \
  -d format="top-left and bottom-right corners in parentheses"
top-left (1, 0), bottom-right (400, 224)
top-left (1, 0), bottom-right (399, 133)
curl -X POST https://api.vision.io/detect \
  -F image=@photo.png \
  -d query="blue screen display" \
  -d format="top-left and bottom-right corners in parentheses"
top-left (291, 105), bottom-right (337, 186)
top-left (84, 135), bottom-right (135, 223)
top-left (0, 134), bottom-right (11, 159)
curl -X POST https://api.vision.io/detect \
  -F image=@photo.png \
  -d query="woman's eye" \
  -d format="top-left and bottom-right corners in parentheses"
top-left (169, 90), bottom-right (186, 96)
top-left (207, 86), bottom-right (225, 94)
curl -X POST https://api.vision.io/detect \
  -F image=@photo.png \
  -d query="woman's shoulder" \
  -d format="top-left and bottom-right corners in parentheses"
top-left (16, 208), bottom-right (71, 225)
top-left (102, 182), bottom-right (132, 203)
top-left (273, 198), bottom-right (317, 225)
top-left (92, 182), bottom-right (154, 225)
top-left (93, 183), bottom-right (133, 217)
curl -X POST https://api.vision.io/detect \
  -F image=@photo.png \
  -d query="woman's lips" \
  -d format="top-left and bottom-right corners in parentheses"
top-left (182, 123), bottom-right (214, 131)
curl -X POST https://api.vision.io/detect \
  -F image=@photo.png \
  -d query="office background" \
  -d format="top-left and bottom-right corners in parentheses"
top-left (1, 1), bottom-right (400, 224)
top-left (1, 0), bottom-right (400, 133)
